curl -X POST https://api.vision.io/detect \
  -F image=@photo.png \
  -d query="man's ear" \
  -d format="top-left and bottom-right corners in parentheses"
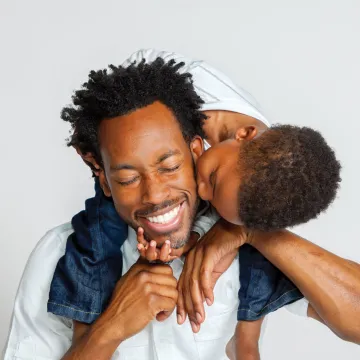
top-left (235, 126), bottom-right (259, 142)
top-left (189, 136), bottom-right (204, 164)
top-left (98, 170), bottom-right (112, 197)
top-left (74, 146), bottom-right (101, 176)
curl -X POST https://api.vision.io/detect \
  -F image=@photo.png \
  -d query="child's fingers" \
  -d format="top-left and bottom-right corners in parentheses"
top-left (145, 240), bottom-right (158, 262)
top-left (137, 227), bottom-right (148, 247)
top-left (159, 240), bottom-right (171, 262)
top-left (137, 243), bottom-right (147, 258)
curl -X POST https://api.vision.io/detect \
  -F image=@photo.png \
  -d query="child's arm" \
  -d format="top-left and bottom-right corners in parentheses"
top-left (249, 230), bottom-right (360, 343)
top-left (180, 220), bottom-right (360, 344)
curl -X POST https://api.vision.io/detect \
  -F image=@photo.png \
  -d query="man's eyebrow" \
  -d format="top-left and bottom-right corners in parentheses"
top-left (156, 150), bottom-right (181, 164)
top-left (110, 163), bottom-right (136, 172)
top-left (110, 150), bottom-right (181, 172)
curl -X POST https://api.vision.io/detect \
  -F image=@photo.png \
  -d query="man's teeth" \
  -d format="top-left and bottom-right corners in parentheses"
top-left (146, 205), bottom-right (181, 224)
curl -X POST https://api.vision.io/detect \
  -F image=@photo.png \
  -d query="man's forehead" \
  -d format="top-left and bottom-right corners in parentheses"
top-left (98, 102), bottom-right (188, 164)
top-left (100, 102), bottom-right (181, 140)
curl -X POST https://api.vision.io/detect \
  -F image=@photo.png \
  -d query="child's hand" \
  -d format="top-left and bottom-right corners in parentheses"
top-left (136, 227), bottom-right (180, 263)
top-left (176, 219), bottom-right (248, 333)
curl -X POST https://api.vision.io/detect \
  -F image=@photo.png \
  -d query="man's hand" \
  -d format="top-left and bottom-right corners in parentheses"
top-left (62, 261), bottom-right (178, 359)
top-left (103, 261), bottom-right (178, 339)
top-left (176, 219), bottom-right (250, 332)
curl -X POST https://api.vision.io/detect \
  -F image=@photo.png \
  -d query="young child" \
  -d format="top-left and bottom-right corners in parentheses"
top-left (48, 50), bottom-right (341, 359)
top-left (135, 121), bottom-right (341, 360)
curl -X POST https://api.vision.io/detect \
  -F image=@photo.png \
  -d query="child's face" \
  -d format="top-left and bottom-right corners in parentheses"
top-left (196, 139), bottom-right (243, 225)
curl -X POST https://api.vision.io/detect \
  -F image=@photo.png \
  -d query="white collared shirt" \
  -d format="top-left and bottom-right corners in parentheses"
top-left (3, 221), bottom-right (308, 360)
top-left (2, 222), bottom-right (241, 360)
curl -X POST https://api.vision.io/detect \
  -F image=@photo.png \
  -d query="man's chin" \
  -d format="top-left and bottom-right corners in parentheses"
top-left (148, 229), bottom-right (190, 249)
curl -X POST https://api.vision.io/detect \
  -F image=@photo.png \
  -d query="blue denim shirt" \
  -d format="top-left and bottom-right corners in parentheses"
top-left (48, 179), bottom-right (127, 323)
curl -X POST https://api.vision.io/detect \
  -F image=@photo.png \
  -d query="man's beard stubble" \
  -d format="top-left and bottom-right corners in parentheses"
top-left (144, 196), bottom-right (200, 249)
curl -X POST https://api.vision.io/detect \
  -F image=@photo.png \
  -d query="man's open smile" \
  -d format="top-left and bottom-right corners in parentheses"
top-left (137, 200), bottom-right (186, 236)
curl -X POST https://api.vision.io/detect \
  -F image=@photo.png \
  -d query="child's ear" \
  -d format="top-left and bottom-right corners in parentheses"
top-left (235, 126), bottom-right (259, 142)
top-left (74, 146), bottom-right (112, 197)
top-left (190, 136), bottom-right (204, 164)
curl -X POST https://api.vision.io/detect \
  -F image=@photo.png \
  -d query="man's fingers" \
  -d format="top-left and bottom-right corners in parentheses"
top-left (152, 295), bottom-right (178, 318)
top-left (146, 264), bottom-right (174, 276)
top-left (134, 263), bottom-right (174, 276)
top-left (145, 283), bottom-right (178, 302)
top-left (138, 271), bottom-right (177, 288)
top-left (146, 285), bottom-right (178, 318)
top-left (156, 310), bottom-right (174, 322)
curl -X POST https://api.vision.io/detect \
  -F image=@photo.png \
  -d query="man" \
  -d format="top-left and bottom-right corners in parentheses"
top-left (4, 57), bottom-right (243, 360)
top-left (3, 54), bottom-right (360, 360)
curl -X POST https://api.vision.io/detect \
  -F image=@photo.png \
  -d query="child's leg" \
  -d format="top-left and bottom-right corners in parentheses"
top-left (225, 318), bottom-right (264, 360)
top-left (233, 244), bottom-right (303, 358)
top-left (48, 178), bottom-right (128, 324)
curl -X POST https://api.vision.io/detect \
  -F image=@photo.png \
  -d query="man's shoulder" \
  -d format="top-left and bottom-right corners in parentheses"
top-left (33, 222), bottom-right (74, 255)
top-left (44, 222), bottom-right (74, 241)
top-left (21, 223), bottom-right (74, 284)
top-left (4, 224), bottom-right (75, 359)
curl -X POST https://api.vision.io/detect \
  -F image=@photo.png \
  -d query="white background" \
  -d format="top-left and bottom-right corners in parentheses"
top-left (1, 0), bottom-right (360, 358)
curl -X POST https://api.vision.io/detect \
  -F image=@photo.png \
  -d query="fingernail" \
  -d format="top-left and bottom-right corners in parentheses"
top-left (205, 298), bottom-right (212, 306)
top-left (190, 321), bottom-right (197, 332)
top-left (165, 240), bottom-right (170, 245)
top-left (150, 241), bottom-right (156, 247)
top-left (196, 312), bottom-right (202, 323)
top-left (177, 314), bottom-right (182, 324)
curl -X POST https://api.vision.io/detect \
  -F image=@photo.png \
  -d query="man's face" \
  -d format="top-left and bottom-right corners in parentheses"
top-left (98, 101), bottom-right (202, 249)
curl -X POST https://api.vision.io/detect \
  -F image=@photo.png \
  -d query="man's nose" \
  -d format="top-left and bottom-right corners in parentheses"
top-left (141, 176), bottom-right (171, 205)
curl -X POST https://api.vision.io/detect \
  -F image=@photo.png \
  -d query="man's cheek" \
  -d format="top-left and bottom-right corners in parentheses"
top-left (173, 176), bottom-right (197, 193)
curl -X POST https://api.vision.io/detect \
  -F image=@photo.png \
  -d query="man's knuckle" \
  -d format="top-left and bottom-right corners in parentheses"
top-left (163, 265), bottom-right (173, 275)
top-left (170, 298), bottom-right (177, 309)
top-left (173, 289), bottom-right (179, 300)
top-left (147, 293), bottom-right (157, 306)
top-left (143, 282), bottom-right (153, 295)
top-left (138, 271), bottom-right (150, 283)
top-left (133, 263), bottom-right (144, 272)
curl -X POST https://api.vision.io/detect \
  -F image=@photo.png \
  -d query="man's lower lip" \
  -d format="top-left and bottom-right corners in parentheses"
top-left (140, 202), bottom-right (185, 234)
